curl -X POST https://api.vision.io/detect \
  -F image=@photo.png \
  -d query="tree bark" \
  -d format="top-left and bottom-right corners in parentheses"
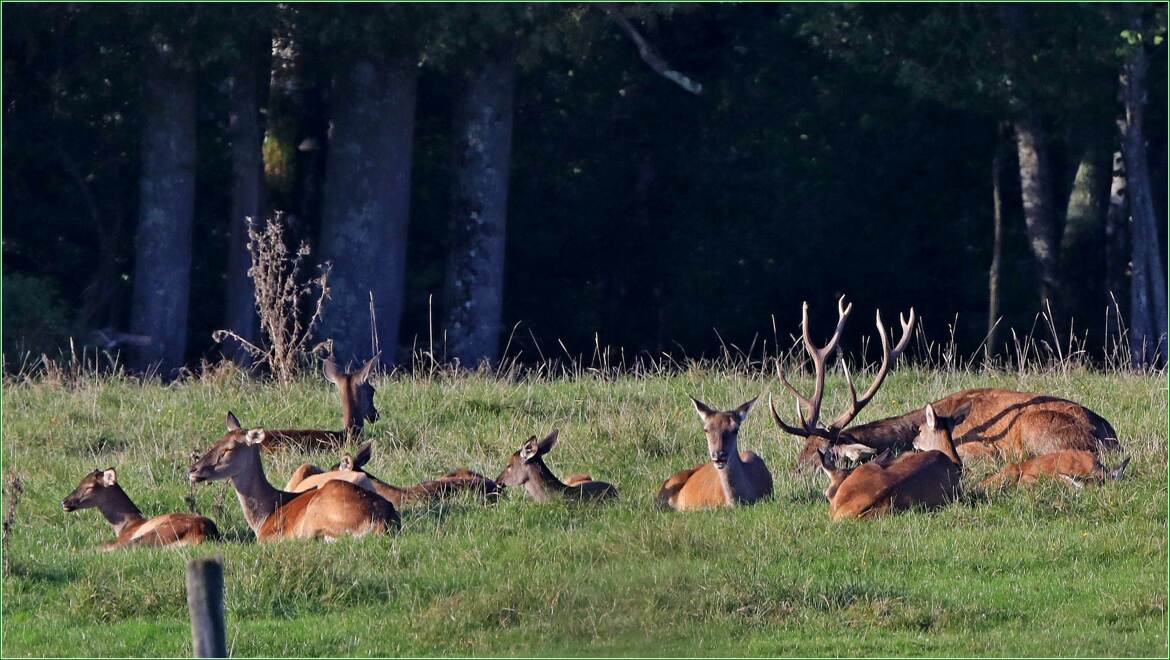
top-left (318, 57), bottom-right (417, 367)
top-left (1012, 114), bottom-right (1063, 314)
top-left (1060, 141), bottom-right (1111, 326)
top-left (1104, 149), bottom-right (1128, 307)
top-left (1119, 15), bottom-right (1168, 367)
top-left (223, 30), bottom-right (268, 364)
top-left (442, 56), bottom-right (516, 366)
top-left (987, 136), bottom-right (1006, 359)
top-left (128, 35), bottom-right (196, 375)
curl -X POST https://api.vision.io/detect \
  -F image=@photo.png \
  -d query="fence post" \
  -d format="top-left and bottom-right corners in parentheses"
top-left (186, 556), bottom-right (227, 657)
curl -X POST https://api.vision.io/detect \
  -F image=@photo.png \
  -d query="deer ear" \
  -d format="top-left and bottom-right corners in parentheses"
top-left (101, 469), bottom-right (117, 486)
top-left (354, 353), bottom-right (380, 385)
top-left (924, 404), bottom-right (938, 431)
top-left (537, 429), bottom-right (559, 456)
top-left (352, 440), bottom-right (374, 470)
top-left (949, 402), bottom-right (972, 428)
top-left (520, 436), bottom-right (540, 461)
top-left (226, 411), bottom-right (242, 431)
top-left (244, 429), bottom-right (267, 446)
top-left (690, 396), bottom-right (716, 422)
top-left (339, 454), bottom-right (354, 472)
top-left (733, 396), bottom-right (759, 422)
top-left (322, 359), bottom-right (344, 385)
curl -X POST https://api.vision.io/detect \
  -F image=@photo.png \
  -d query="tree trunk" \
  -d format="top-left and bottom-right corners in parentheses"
top-left (318, 57), bottom-right (417, 367)
top-left (1104, 149), bottom-right (1128, 307)
top-left (987, 138), bottom-right (1006, 359)
top-left (1119, 16), bottom-right (1168, 368)
top-left (128, 36), bottom-right (196, 375)
top-left (1012, 114), bottom-right (1062, 314)
top-left (1060, 141), bottom-right (1111, 327)
top-left (223, 31), bottom-right (268, 364)
top-left (442, 57), bottom-right (516, 366)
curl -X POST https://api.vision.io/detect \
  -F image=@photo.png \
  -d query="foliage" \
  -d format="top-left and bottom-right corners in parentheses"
top-left (0, 366), bottom-right (1164, 655)
top-left (1, 273), bottom-right (73, 362)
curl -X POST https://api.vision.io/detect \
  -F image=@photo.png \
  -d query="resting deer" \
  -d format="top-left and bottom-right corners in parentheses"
top-left (818, 403), bottom-right (968, 519)
top-left (495, 430), bottom-right (618, 502)
top-left (769, 304), bottom-right (1118, 471)
top-left (237, 354), bottom-right (380, 452)
top-left (62, 469), bottom-right (219, 549)
top-left (657, 396), bottom-right (773, 511)
top-left (188, 425), bottom-right (399, 541)
top-left (980, 449), bottom-right (1130, 490)
top-left (284, 440), bottom-right (501, 509)
top-left (769, 296), bottom-right (918, 472)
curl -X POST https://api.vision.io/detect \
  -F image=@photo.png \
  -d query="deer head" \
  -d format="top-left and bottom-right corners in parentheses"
top-left (769, 296), bottom-right (915, 472)
top-left (495, 430), bottom-right (559, 487)
top-left (691, 396), bottom-right (757, 470)
top-left (912, 402), bottom-right (970, 466)
top-left (188, 417), bottom-right (267, 483)
top-left (61, 468), bottom-right (119, 512)
top-left (323, 353), bottom-right (380, 433)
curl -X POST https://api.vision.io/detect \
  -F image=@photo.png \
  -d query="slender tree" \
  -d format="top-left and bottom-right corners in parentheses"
top-left (1118, 8), bottom-right (1168, 367)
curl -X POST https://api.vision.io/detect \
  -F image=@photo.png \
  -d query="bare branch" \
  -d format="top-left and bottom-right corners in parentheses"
top-left (605, 8), bottom-right (703, 95)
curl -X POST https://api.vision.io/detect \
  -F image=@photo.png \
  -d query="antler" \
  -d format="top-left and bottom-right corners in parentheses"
top-left (823, 307), bottom-right (916, 434)
top-left (771, 298), bottom-right (916, 439)
top-left (772, 296), bottom-right (853, 437)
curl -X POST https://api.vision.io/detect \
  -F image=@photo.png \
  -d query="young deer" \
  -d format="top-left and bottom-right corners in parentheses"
top-left (979, 449), bottom-right (1130, 490)
top-left (769, 296), bottom-right (917, 472)
top-left (818, 403), bottom-right (969, 520)
top-left (284, 440), bottom-right (501, 509)
top-left (657, 396), bottom-right (773, 511)
top-left (188, 425), bottom-right (399, 541)
top-left (241, 354), bottom-right (380, 452)
top-left (62, 469), bottom-right (219, 549)
top-left (495, 430), bottom-right (618, 502)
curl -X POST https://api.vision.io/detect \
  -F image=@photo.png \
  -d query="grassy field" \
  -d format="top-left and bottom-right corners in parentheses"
top-left (1, 364), bottom-right (1166, 656)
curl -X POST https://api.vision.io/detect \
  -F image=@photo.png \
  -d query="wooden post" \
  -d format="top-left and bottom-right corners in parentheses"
top-left (186, 556), bottom-right (227, 657)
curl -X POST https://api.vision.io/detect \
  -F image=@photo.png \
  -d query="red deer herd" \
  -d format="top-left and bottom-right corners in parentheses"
top-left (62, 297), bottom-right (1129, 548)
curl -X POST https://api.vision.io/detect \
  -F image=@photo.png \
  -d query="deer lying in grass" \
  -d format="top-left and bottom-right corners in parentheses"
top-left (188, 426), bottom-right (399, 541)
top-left (62, 469), bottom-right (219, 549)
top-left (284, 440), bottom-right (501, 509)
top-left (979, 449), bottom-right (1130, 490)
top-left (657, 396), bottom-right (773, 511)
top-left (818, 403), bottom-right (969, 520)
top-left (769, 299), bottom-right (1119, 472)
top-left (237, 354), bottom-right (380, 452)
top-left (495, 430), bottom-right (618, 502)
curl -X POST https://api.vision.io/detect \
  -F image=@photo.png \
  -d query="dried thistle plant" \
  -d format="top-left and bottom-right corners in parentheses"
top-left (213, 214), bottom-right (332, 382)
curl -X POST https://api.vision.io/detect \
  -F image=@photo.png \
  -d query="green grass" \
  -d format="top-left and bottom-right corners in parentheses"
top-left (1, 366), bottom-right (1166, 656)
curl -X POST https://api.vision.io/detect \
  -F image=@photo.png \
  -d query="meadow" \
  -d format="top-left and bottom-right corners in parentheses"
top-left (1, 362), bottom-right (1166, 656)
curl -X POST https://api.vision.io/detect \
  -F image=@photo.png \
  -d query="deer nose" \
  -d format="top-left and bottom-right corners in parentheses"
top-left (711, 450), bottom-right (728, 465)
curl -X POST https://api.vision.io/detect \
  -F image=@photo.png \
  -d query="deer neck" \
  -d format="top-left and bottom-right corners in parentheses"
top-left (228, 450), bottom-right (292, 533)
top-left (844, 410), bottom-right (923, 450)
top-left (95, 486), bottom-right (145, 536)
top-left (715, 449), bottom-right (749, 507)
top-left (523, 460), bottom-right (568, 503)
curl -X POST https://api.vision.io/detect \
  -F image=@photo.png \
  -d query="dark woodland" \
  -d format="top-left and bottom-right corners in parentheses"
top-left (3, 3), bottom-right (1167, 374)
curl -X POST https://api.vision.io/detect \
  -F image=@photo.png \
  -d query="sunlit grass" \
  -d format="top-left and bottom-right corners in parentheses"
top-left (1, 366), bottom-right (1165, 656)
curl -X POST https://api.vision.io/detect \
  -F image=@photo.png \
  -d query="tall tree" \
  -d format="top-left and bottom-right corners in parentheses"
top-left (1118, 8), bottom-right (1168, 367)
top-left (128, 22), bottom-right (197, 374)
top-left (223, 20), bottom-right (270, 363)
top-left (318, 53), bottom-right (418, 366)
top-left (442, 54), bottom-right (516, 365)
